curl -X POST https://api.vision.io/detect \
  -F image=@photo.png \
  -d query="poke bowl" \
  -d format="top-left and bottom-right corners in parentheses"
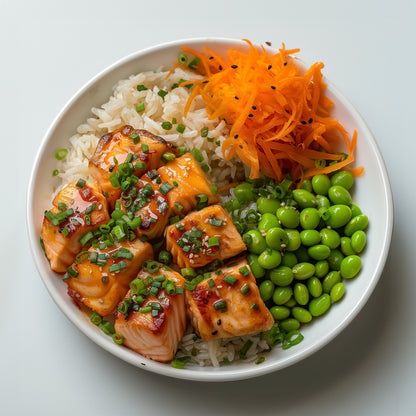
top-left (26, 38), bottom-right (393, 381)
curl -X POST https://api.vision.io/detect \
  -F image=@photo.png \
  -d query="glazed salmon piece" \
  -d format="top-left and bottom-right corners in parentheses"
top-left (89, 126), bottom-right (176, 209)
top-left (165, 205), bottom-right (246, 269)
top-left (117, 171), bottom-right (170, 240)
top-left (41, 179), bottom-right (110, 273)
top-left (115, 265), bottom-right (186, 362)
top-left (157, 153), bottom-right (220, 215)
top-left (185, 257), bottom-right (274, 341)
top-left (66, 239), bottom-right (153, 316)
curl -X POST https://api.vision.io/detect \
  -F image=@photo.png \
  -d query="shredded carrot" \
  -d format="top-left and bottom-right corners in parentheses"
top-left (217, 182), bottom-right (241, 193)
top-left (173, 40), bottom-right (363, 184)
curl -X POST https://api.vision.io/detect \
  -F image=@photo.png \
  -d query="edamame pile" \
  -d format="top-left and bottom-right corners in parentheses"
top-left (225, 170), bottom-right (368, 340)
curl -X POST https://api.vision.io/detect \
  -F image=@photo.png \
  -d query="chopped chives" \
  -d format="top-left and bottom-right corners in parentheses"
top-left (201, 127), bottom-right (209, 137)
top-left (161, 121), bottom-right (172, 130)
top-left (208, 236), bottom-right (220, 247)
top-left (207, 278), bottom-right (216, 289)
top-left (160, 182), bottom-right (174, 195)
top-left (109, 262), bottom-right (127, 273)
top-left (239, 266), bottom-right (251, 276)
top-left (136, 102), bottom-right (145, 112)
top-left (89, 252), bottom-right (98, 263)
top-left (67, 266), bottom-right (78, 278)
top-left (141, 143), bottom-right (149, 152)
top-left (80, 231), bottom-right (94, 246)
top-left (61, 227), bottom-right (69, 237)
top-left (240, 284), bottom-right (250, 295)
top-left (223, 274), bottom-right (238, 285)
top-left (239, 340), bottom-right (254, 359)
top-left (85, 203), bottom-right (96, 214)
top-left (213, 299), bottom-right (227, 311)
top-left (140, 306), bottom-right (152, 313)
top-left (175, 222), bottom-right (185, 231)
top-left (55, 148), bottom-right (68, 160)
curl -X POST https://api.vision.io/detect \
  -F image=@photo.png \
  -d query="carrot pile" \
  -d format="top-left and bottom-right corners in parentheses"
top-left (172, 40), bottom-right (363, 184)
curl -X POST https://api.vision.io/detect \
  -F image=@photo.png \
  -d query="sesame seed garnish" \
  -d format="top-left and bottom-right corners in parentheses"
top-left (212, 330), bottom-right (218, 335)
top-left (284, 62), bottom-right (287, 66)
top-left (235, 96), bottom-right (239, 100)
top-left (239, 145), bottom-right (243, 149)
top-left (271, 85), bottom-right (276, 90)
top-left (301, 120), bottom-right (307, 125)
top-left (234, 134), bottom-right (239, 139)
top-left (219, 65), bottom-right (223, 70)
top-left (217, 319), bottom-right (222, 325)
top-left (231, 65), bottom-right (238, 69)
top-left (248, 114), bottom-right (254, 117)
top-left (268, 65), bottom-right (272, 69)
top-left (209, 56), bottom-right (214, 60)
top-left (252, 106), bottom-right (257, 110)
top-left (308, 118), bottom-right (313, 124)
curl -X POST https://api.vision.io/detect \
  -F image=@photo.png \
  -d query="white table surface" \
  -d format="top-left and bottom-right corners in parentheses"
top-left (2, 0), bottom-right (415, 414)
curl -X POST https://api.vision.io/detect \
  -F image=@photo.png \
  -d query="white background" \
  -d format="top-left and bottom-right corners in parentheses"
top-left (2, 0), bottom-right (415, 414)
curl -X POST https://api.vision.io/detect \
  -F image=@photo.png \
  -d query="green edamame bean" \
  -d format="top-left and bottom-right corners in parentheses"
top-left (312, 174), bottom-right (331, 196)
top-left (327, 249), bottom-right (344, 271)
top-left (279, 318), bottom-right (300, 332)
top-left (307, 277), bottom-right (323, 298)
top-left (309, 293), bottom-right (331, 316)
top-left (281, 252), bottom-right (298, 268)
top-left (314, 260), bottom-right (329, 278)
top-left (259, 280), bottom-right (275, 302)
top-left (351, 230), bottom-right (366, 253)
top-left (258, 213), bottom-right (280, 233)
top-left (340, 236), bottom-right (355, 256)
top-left (344, 215), bottom-right (369, 237)
top-left (292, 189), bottom-right (317, 208)
top-left (300, 179), bottom-right (313, 192)
top-left (300, 229), bottom-right (321, 246)
top-left (258, 248), bottom-right (282, 269)
top-left (257, 197), bottom-right (281, 214)
top-left (285, 229), bottom-right (301, 251)
top-left (316, 195), bottom-right (330, 209)
top-left (308, 244), bottom-right (331, 261)
top-left (328, 185), bottom-right (352, 206)
top-left (273, 286), bottom-right (293, 305)
top-left (244, 230), bottom-right (267, 254)
top-left (322, 271), bottom-right (341, 293)
top-left (295, 246), bottom-right (311, 262)
top-left (300, 208), bottom-right (321, 230)
top-left (284, 297), bottom-right (297, 307)
top-left (340, 255), bottom-right (361, 279)
top-left (270, 305), bottom-right (290, 320)
top-left (269, 266), bottom-right (294, 286)
top-left (247, 254), bottom-right (266, 279)
top-left (331, 170), bottom-right (354, 190)
top-left (294, 283), bottom-right (309, 305)
top-left (266, 227), bottom-right (289, 250)
top-left (292, 262), bottom-right (315, 280)
top-left (330, 282), bottom-right (345, 302)
top-left (320, 228), bottom-right (341, 249)
top-left (233, 182), bottom-right (256, 202)
top-left (325, 205), bottom-right (352, 229)
top-left (350, 203), bottom-right (362, 218)
top-left (292, 306), bottom-right (312, 323)
top-left (276, 206), bottom-right (300, 229)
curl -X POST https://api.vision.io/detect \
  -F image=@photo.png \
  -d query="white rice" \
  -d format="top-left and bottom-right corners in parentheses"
top-left (57, 67), bottom-right (270, 367)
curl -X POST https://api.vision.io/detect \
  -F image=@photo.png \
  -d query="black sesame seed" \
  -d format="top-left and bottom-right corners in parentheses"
top-left (308, 118), bottom-right (313, 124)
top-left (219, 65), bottom-right (223, 70)
top-left (252, 106), bottom-right (257, 110)
top-left (209, 56), bottom-right (214, 60)
top-left (217, 319), bottom-right (222, 325)
top-left (212, 330), bottom-right (218, 335)
top-left (301, 121), bottom-right (307, 125)
top-left (234, 134), bottom-right (239, 139)
top-left (271, 85), bottom-right (276, 90)
top-left (231, 65), bottom-right (238, 69)
top-left (284, 62), bottom-right (287, 66)
top-left (265, 41), bottom-right (272, 46)
top-left (235, 96), bottom-right (239, 100)
top-left (239, 145), bottom-right (243, 149)
top-left (268, 65), bottom-right (272, 70)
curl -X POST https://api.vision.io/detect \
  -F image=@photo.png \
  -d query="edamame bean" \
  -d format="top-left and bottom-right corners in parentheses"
top-left (312, 174), bottom-right (331, 196)
top-left (258, 213), bottom-right (280, 233)
top-left (292, 189), bottom-right (317, 208)
top-left (316, 195), bottom-right (330, 209)
top-left (340, 255), bottom-right (361, 279)
top-left (300, 208), bottom-right (321, 229)
top-left (270, 305), bottom-right (291, 320)
top-left (292, 262), bottom-right (315, 280)
top-left (266, 227), bottom-right (289, 250)
top-left (344, 215), bottom-right (369, 236)
top-left (243, 230), bottom-right (267, 254)
top-left (340, 236), bottom-right (355, 256)
top-left (284, 297), bottom-right (297, 307)
top-left (325, 205), bottom-right (352, 228)
top-left (327, 249), bottom-right (344, 271)
top-left (308, 244), bottom-right (331, 261)
top-left (247, 254), bottom-right (266, 279)
top-left (314, 260), bottom-right (329, 278)
top-left (292, 306), bottom-right (312, 323)
top-left (259, 280), bottom-right (275, 302)
top-left (294, 283), bottom-right (309, 305)
top-left (328, 185), bottom-right (352, 206)
top-left (309, 293), bottom-right (331, 316)
top-left (257, 197), bottom-right (281, 214)
top-left (258, 248), bottom-right (282, 269)
top-left (351, 230), bottom-right (366, 253)
top-left (281, 252), bottom-right (298, 268)
top-left (330, 282), bottom-right (345, 302)
top-left (273, 286), bottom-right (293, 305)
top-left (269, 266), bottom-right (294, 286)
top-left (320, 228), bottom-right (341, 249)
top-left (295, 246), bottom-right (311, 262)
top-left (234, 182), bottom-right (256, 202)
top-left (307, 277), bottom-right (323, 297)
top-left (279, 318), bottom-right (300, 332)
top-left (300, 229), bottom-right (321, 246)
top-left (331, 170), bottom-right (354, 190)
top-left (350, 203), bottom-right (362, 218)
top-left (276, 206), bottom-right (300, 228)
top-left (322, 271), bottom-right (341, 293)
top-left (300, 179), bottom-right (313, 192)
top-left (285, 229), bottom-right (301, 251)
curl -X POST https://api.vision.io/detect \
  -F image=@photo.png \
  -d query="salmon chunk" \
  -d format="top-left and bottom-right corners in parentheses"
top-left (66, 239), bottom-right (153, 316)
top-left (89, 126), bottom-right (175, 209)
top-left (185, 257), bottom-right (274, 341)
top-left (157, 153), bottom-right (220, 215)
top-left (165, 205), bottom-right (246, 269)
top-left (117, 171), bottom-right (171, 241)
top-left (114, 264), bottom-right (186, 362)
top-left (41, 179), bottom-right (110, 273)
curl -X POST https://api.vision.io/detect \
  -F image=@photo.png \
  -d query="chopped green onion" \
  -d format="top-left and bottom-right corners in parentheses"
top-left (175, 222), bottom-right (185, 231)
top-left (176, 124), bottom-right (186, 134)
top-left (130, 278), bottom-right (145, 294)
top-left (128, 216), bottom-right (142, 230)
top-left (200, 127), bottom-right (209, 137)
top-left (136, 102), bottom-right (145, 113)
top-left (239, 266), bottom-right (250, 276)
top-left (240, 284), bottom-right (251, 295)
top-left (44, 210), bottom-right (58, 226)
top-left (118, 162), bottom-right (133, 176)
top-left (58, 202), bottom-right (67, 211)
top-left (174, 202), bottom-right (183, 211)
top-left (75, 250), bottom-right (89, 263)
top-left (76, 178), bottom-right (86, 188)
top-left (141, 143), bottom-right (149, 152)
top-left (80, 231), bottom-right (94, 246)
top-left (129, 132), bottom-right (140, 143)
top-left (282, 330), bottom-right (304, 350)
top-left (145, 261), bottom-right (160, 274)
top-left (90, 311), bottom-right (102, 326)
top-left (181, 267), bottom-right (196, 279)
top-left (178, 146), bottom-right (187, 156)
top-left (209, 218), bottom-right (223, 227)
top-left (140, 306), bottom-right (152, 313)
top-left (109, 172), bottom-right (120, 188)
top-left (215, 140), bottom-right (221, 146)
top-left (175, 287), bottom-right (184, 294)
top-left (99, 321), bottom-right (115, 335)
top-left (213, 299), bottom-right (227, 311)
top-left (135, 161), bottom-right (146, 169)
top-left (169, 215), bottom-right (180, 225)
top-left (161, 121), bottom-right (172, 130)
top-left (207, 278), bottom-right (216, 289)
top-left (178, 54), bottom-right (188, 64)
top-left (85, 203), bottom-right (96, 215)
top-left (223, 274), bottom-right (238, 285)
top-left (251, 303), bottom-right (259, 310)
top-left (89, 252), bottom-right (98, 263)
top-left (112, 225), bottom-right (126, 242)
top-left (200, 163), bottom-right (210, 172)
top-left (239, 340), bottom-right (253, 359)
top-left (188, 57), bottom-right (200, 70)
top-left (55, 148), bottom-right (68, 160)
top-left (208, 236), bottom-right (220, 247)
top-left (67, 266), bottom-right (78, 277)
top-left (158, 90), bottom-right (168, 99)
top-left (207, 137), bottom-right (215, 143)
top-left (112, 333), bottom-right (124, 345)
top-left (137, 84), bottom-right (148, 91)
top-left (160, 182), bottom-right (174, 195)
top-left (52, 169), bottom-right (59, 176)
top-left (256, 357), bottom-right (265, 365)
top-left (191, 147), bottom-right (204, 162)
top-left (162, 152), bottom-right (176, 162)
top-left (170, 356), bottom-right (191, 369)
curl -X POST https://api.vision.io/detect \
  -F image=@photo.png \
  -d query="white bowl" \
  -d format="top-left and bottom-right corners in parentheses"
top-left (26, 38), bottom-right (393, 382)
